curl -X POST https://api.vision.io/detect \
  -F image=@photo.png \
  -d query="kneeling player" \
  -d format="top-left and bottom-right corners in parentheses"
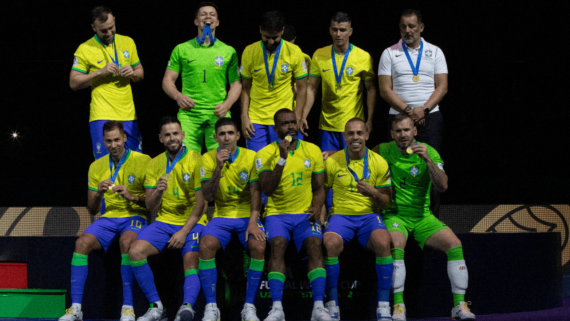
top-left (128, 117), bottom-right (207, 321)
top-left (373, 114), bottom-right (475, 320)
top-left (60, 121), bottom-right (150, 321)
top-left (198, 118), bottom-right (266, 321)
top-left (322, 118), bottom-right (393, 321)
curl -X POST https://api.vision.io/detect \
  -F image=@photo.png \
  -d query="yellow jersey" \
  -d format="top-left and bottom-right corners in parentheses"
top-left (200, 147), bottom-right (259, 219)
top-left (88, 150), bottom-right (150, 219)
top-left (144, 148), bottom-right (207, 226)
top-left (324, 149), bottom-right (391, 215)
top-left (72, 34), bottom-right (140, 122)
top-left (240, 40), bottom-right (308, 125)
top-left (310, 44), bottom-right (374, 132)
top-left (255, 140), bottom-right (324, 216)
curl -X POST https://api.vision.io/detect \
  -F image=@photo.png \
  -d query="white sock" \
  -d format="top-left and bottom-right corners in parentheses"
top-left (447, 260), bottom-right (468, 295)
top-left (244, 303), bottom-right (255, 309)
top-left (122, 305), bottom-right (134, 310)
top-left (378, 301), bottom-right (389, 308)
top-left (392, 260), bottom-right (406, 293)
top-left (207, 303), bottom-right (218, 309)
top-left (272, 301), bottom-right (283, 310)
top-left (154, 301), bottom-right (163, 310)
top-left (313, 300), bottom-right (324, 309)
top-left (71, 303), bottom-right (81, 311)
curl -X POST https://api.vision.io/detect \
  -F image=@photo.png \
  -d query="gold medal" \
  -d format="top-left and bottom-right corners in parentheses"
top-left (107, 184), bottom-right (115, 193)
top-left (268, 84), bottom-right (273, 90)
top-left (165, 174), bottom-right (171, 181)
top-left (412, 75), bottom-right (420, 82)
top-left (285, 135), bottom-right (292, 142)
top-left (406, 147), bottom-right (413, 154)
top-left (336, 83), bottom-right (341, 90)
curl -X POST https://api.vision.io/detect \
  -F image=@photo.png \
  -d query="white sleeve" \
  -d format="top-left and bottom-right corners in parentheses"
top-left (434, 47), bottom-right (448, 74)
top-left (378, 49), bottom-right (392, 76)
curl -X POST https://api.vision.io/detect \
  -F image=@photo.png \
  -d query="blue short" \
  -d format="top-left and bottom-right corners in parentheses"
top-left (89, 120), bottom-right (142, 159)
top-left (202, 217), bottom-right (265, 251)
top-left (84, 216), bottom-right (147, 252)
top-left (319, 130), bottom-right (345, 153)
top-left (264, 214), bottom-right (322, 252)
top-left (136, 221), bottom-right (204, 256)
top-left (324, 214), bottom-right (386, 248)
top-left (246, 124), bottom-right (303, 152)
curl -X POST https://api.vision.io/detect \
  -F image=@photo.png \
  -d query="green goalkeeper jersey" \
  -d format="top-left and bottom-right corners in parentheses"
top-left (167, 38), bottom-right (240, 115)
top-left (373, 141), bottom-right (444, 216)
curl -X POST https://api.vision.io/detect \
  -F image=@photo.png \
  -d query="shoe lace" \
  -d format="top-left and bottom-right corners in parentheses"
top-left (394, 305), bottom-right (405, 315)
top-left (123, 308), bottom-right (135, 317)
top-left (64, 308), bottom-right (76, 315)
top-left (461, 301), bottom-right (472, 313)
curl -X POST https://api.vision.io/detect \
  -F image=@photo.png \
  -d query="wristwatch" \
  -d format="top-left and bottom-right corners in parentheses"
top-left (424, 107), bottom-right (430, 116)
top-left (404, 106), bottom-right (412, 113)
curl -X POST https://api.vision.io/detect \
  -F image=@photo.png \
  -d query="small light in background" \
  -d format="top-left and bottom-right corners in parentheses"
top-left (10, 130), bottom-right (20, 141)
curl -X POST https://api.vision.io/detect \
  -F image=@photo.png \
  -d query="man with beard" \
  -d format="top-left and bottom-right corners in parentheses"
top-left (372, 114), bottom-right (474, 321)
top-left (128, 117), bottom-right (207, 321)
top-left (163, 2), bottom-right (241, 153)
top-left (255, 109), bottom-right (329, 321)
top-left (71, 6), bottom-right (144, 159)
top-left (322, 118), bottom-right (393, 321)
top-left (60, 121), bottom-right (150, 321)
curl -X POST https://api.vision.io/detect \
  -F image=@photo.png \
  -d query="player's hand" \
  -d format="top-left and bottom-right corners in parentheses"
top-left (245, 221), bottom-right (266, 242)
top-left (409, 106), bottom-right (426, 123)
top-left (156, 177), bottom-right (168, 193)
top-left (305, 206), bottom-right (322, 224)
top-left (216, 149), bottom-right (229, 167)
top-left (98, 180), bottom-right (114, 194)
top-left (99, 62), bottom-right (120, 77)
top-left (119, 65), bottom-right (134, 78)
top-left (112, 185), bottom-right (133, 200)
top-left (176, 93), bottom-right (196, 111)
top-left (415, 119), bottom-right (426, 126)
top-left (411, 144), bottom-right (430, 162)
top-left (241, 114), bottom-right (255, 140)
top-left (168, 230), bottom-right (188, 249)
top-left (278, 138), bottom-right (291, 159)
top-left (356, 181), bottom-right (376, 197)
top-left (366, 119), bottom-right (374, 134)
top-left (299, 117), bottom-right (309, 137)
top-left (322, 150), bottom-right (336, 161)
top-left (214, 102), bottom-right (230, 118)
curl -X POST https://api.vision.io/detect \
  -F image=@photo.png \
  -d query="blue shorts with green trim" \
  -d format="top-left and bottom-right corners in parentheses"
top-left (136, 221), bottom-right (204, 256)
top-left (324, 213), bottom-right (386, 248)
top-left (202, 217), bottom-right (264, 251)
top-left (84, 216), bottom-right (147, 252)
top-left (265, 214), bottom-right (322, 252)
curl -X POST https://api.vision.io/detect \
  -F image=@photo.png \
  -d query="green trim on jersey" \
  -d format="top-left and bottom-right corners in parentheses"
top-left (88, 186), bottom-right (98, 192)
top-left (72, 67), bottom-right (87, 73)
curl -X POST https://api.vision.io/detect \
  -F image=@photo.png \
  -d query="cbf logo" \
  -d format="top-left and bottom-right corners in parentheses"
top-left (128, 174), bottom-right (135, 184)
top-left (410, 166), bottom-right (419, 177)
top-left (392, 222), bottom-right (400, 228)
top-left (281, 64), bottom-right (289, 73)
top-left (183, 173), bottom-right (190, 182)
top-left (239, 170), bottom-right (248, 182)
top-left (346, 66), bottom-right (354, 76)
top-left (304, 159), bottom-right (311, 168)
top-left (123, 51), bottom-right (130, 58)
top-left (215, 56), bottom-right (224, 68)
top-left (425, 50), bottom-right (433, 58)
top-left (96, 142), bottom-right (102, 154)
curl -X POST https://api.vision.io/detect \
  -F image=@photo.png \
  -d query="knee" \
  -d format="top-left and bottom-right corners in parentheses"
top-left (248, 240), bottom-right (266, 259)
top-left (323, 234), bottom-right (343, 257)
top-left (75, 235), bottom-right (94, 254)
top-left (371, 231), bottom-right (392, 256)
top-left (128, 241), bottom-right (145, 261)
top-left (119, 237), bottom-right (134, 252)
top-left (270, 237), bottom-right (287, 257)
top-left (198, 236), bottom-right (219, 259)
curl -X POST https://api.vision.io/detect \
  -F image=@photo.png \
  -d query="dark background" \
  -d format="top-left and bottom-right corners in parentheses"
top-left (1, 0), bottom-right (566, 206)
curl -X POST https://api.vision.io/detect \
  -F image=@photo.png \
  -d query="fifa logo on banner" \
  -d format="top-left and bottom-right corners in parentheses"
top-left (96, 142), bottom-right (102, 154)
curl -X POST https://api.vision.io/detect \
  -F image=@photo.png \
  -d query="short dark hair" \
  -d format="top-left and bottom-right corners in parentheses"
top-left (282, 24), bottom-right (296, 42)
top-left (260, 11), bottom-right (285, 33)
top-left (401, 9), bottom-right (423, 24)
top-left (331, 12), bottom-right (351, 25)
top-left (391, 114), bottom-right (414, 129)
top-left (194, 1), bottom-right (219, 19)
top-left (215, 117), bottom-right (237, 133)
top-left (274, 108), bottom-right (295, 125)
top-left (159, 116), bottom-right (182, 132)
top-left (345, 117), bottom-right (365, 130)
top-left (103, 120), bottom-right (124, 135)
top-left (90, 6), bottom-right (113, 24)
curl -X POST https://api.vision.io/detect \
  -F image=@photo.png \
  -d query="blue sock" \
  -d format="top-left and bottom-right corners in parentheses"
top-left (70, 253), bottom-right (88, 304)
top-left (325, 257), bottom-right (339, 304)
top-left (268, 272), bottom-right (286, 303)
top-left (131, 259), bottom-right (160, 303)
top-left (199, 258), bottom-right (217, 304)
top-left (376, 257), bottom-right (394, 302)
top-left (308, 268), bottom-right (326, 302)
top-left (121, 254), bottom-right (134, 306)
top-left (184, 269), bottom-right (200, 306)
top-left (246, 259), bottom-right (265, 304)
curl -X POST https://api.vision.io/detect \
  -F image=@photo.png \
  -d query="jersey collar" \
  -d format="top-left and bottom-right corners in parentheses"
top-left (164, 146), bottom-right (188, 162)
top-left (332, 43), bottom-right (353, 56)
top-left (94, 34), bottom-right (115, 47)
top-left (260, 39), bottom-right (283, 55)
top-left (344, 147), bottom-right (366, 161)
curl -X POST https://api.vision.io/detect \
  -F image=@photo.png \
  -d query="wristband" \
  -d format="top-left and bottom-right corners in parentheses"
top-left (277, 157), bottom-right (286, 166)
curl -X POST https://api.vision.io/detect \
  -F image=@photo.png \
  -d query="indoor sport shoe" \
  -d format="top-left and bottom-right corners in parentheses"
top-left (174, 304), bottom-right (195, 321)
top-left (325, 301), bottom-right (340, 321)
top-left (392, 304), bottom-right (406, 321)
top-left (137, 305), bottom-right (167, 321)
top-left (311, 306), bottom-right (332, 321)
top-left (263, 307), bottom-right (285, 321)
top-left (376, 302), bottom-right (392, 320)
top-left (120, 306), bottom-right (136, 321)
top-left (59, 307), bottom-right (83, 321)
top-left (241, 303), bottom-right (260, 321)
top-left (202, 303), bottom-right (220, 321)
top-left (451, 302), bottom-right (475, 320)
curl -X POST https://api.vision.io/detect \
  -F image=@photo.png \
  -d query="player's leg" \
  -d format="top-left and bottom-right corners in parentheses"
top-left (205, 113), bottom-right (226, 152)
top-left (177, 224), bottom-right (205, 321)
top-left (122, 120), bottom-right (143, 153)
top-left (240, 218), bottom-right (266, 321)
top-left (246, 124), bottom-right (270, 152)
top-left (178, 111), bottom-right (206, 153)
top-left (89, 120), bottom-right (109, 159)
top-left (383, 215), bottom-right (410, 321)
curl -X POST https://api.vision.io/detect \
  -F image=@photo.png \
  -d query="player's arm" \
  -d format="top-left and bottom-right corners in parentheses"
top-left (168, 190), bottom-right (205, 249)
top-left (258, 139), bottom-right (292, 196)
top-left (86, 179), bottom-right (115, 214)
top-left (307, 172), bottom-right (326, 224)
top-left (356, 182), bottom-right (392, 210)
top-left (378, 75), bottom-right (407, 113)
top-left (303, 76), bottom-right (321, 131)
top-left (424, 73), bottom-right (448, 112)
top-left (364, 80), bottom-right (377, 133)
top-left (295, 76), bottom-right (308, 134)
top-left (240, 77), bottom-right (255, 140)
top-left (245, 181), bottom-right (265, 241)
top-left (145, 176), bottom-right (168, 212)
top-left (215, 80), bottom-right (242, 118)
top-left (112, 184), bottom-right (146, 208)
top-left (119, 63), bottom-right (144, 82)
top-left (162, 69), bottom-right (196, 111)
top-left (202, 151), bottom-right (228, 202)
top-left (69, 63), bottom-right (120, 91)
top-left (412, 145), bottom-right (448, 192)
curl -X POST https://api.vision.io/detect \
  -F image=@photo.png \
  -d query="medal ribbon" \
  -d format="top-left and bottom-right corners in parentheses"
top-left (217, 147), bottom-right (239, 164)
top-left (402, 40), bottom-right (423, 77)
top-left (166, 146), bottom-right (186, 174)
top-left (331, 44), bottom-right (352, 87)
top-left (109, 149), bottom-right (130, 183)
top-left (344, 147), bottom-right (369, 182)
top-left (262, 40), bottom-right (282, 88)
top-left (197, 24), bottom-right (216, 45)
top-left (99, 36), bottom-right (119, 66)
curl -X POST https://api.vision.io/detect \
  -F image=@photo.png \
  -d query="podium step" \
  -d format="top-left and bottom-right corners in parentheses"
top-left (0, 263), bottom-right (27, 289)
top-left (0, 289), bottom-right (66, 318)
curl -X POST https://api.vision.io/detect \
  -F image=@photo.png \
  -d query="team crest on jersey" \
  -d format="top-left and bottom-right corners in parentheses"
top-left (183, 173), bottom-right (191, 182)
top-left (346, 66), bottom-right (354, 76)
top-left (304, 159), bottom-right (311, 168)
top-left (410, 166), bottom-right (419, 177)
top-left (123, 51), bottom-right (130, 58)
top-left (281, 64), bottom-right (289, 73)
top-left (200, 167), bottom-right (206, 178)
top-left (96, 142), bottom-right (102, 154)
top-left (215, 56), bottom-right (224, 68)
top-left (128, 175), bottom-right (135, 184)
top-left (239, 170), bottom-right (248, 182)
top-left (425, 50), bottom-right (433, 58)
top-left (73, 56), bottom-right (78, 66)
top-left (392, 222), bottom-right (399, 228)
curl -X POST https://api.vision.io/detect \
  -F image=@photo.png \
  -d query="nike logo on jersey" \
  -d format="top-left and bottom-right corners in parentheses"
top-left (395, 54), bottom-right (403, 57)
top-left (337, 174), bottom-right (346, 177)
top-left (254, 68), bottom-right (262, 72)
top-left (97, 60), bottom-right (104, 64)
top-left (187, 60), bottom-right (196, 63)
top-left (322, 69), bottom-right (330, 72)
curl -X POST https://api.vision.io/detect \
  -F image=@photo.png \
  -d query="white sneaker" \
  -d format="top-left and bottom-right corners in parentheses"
top-left (137, 305), bottom-right (168, 321)
top-left (202, 303), bottom-right (220, 321)
top-left (451, 302), bottom-right (475, 320)
top-left (263, 307), bottom-right (285, 321)
top-left (241, 304), bottom-right (260, 321)
top-left (311, 306), bottom-right (332, 321)
top-left (174, 304), bottom-right (195, 321)
top-left (59, 307), bottom-right (82, 321)
top-left (120, 306), bottom-right (136, 321)
top-left (392, 304), bottom-right (406, 321)
top-left (376, 302), bottom-right (391, 321)
top-left (325, 301), bottom-right (340, 321)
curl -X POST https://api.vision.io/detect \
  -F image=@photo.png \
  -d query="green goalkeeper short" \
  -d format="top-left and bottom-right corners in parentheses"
top-left (178, 110), bottom-right (230, 153)
top-left (383, 209), bottom-right (449, 249)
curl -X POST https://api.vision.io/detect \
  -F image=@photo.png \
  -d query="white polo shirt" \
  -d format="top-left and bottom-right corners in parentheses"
top-left (378, 37), bottom-right (447, 115)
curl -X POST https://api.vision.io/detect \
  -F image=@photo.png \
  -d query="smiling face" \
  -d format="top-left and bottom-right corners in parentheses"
top-left (330, 21), bottom-right (352, 49)
top-left (159, 122), bottom-right (185, 155)
top-left (194, 6), bottom-right (219, 31)
top-left (92, 13), bottom-right (116, 45)
top-left (344, 120), bottom-right (369, 155)
top-left (391, 117), bottom-right (417, 149)
top-left (214, 124), bottom-right (240, 152)
top-left (399, 14), bottom-right (424, 47)
top-left (103, 128), bottom-right (126, 160)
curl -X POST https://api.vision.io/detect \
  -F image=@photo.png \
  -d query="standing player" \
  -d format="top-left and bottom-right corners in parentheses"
top-left (71, 6), bottom-right (144, 159)
top-left (255, 109), bottom-right (330, 321)
top-left (372, 114), bottom-right (474, 321)
top-left (128, 117), bottom-right (207, 321)
top-left (198, 118), bottom-right (266, 321)
top-left (304, 12), bottom-right (376, 153)
top-left (282, 24), bottom-right (312, 115)
top-left (240, 11), bottom-right (309, 152)
top-left (322, 118), bottom-right (393, 321)
top-left (60, 121), bottom-right (150, 321)
top-left (163, 2), bottom-right (241, 153)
